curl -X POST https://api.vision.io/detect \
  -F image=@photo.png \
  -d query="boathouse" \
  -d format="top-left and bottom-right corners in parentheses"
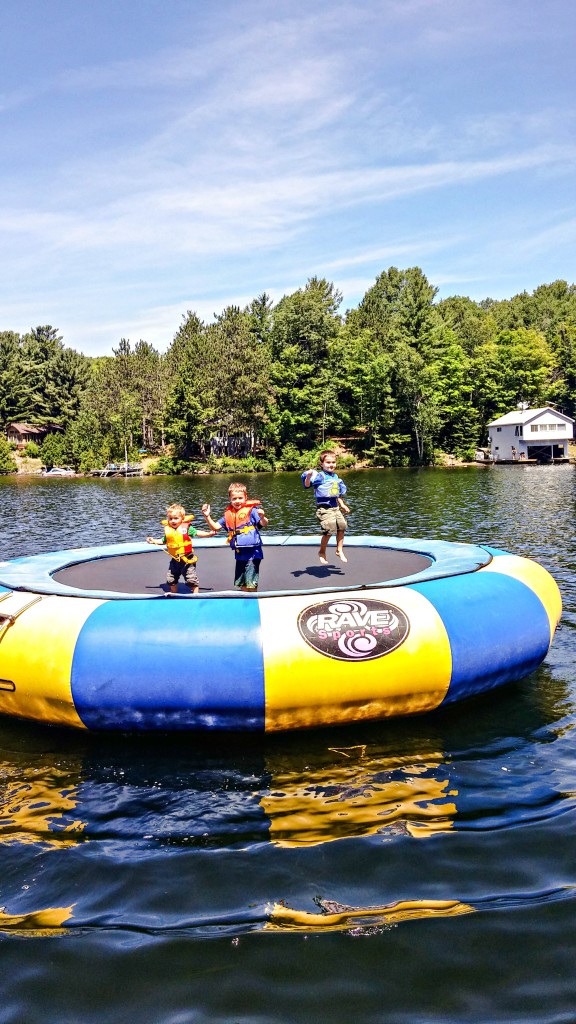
top-left (487, 406), bottom-right (574, 462)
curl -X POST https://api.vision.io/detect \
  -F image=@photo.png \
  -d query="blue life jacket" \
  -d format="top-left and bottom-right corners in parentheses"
top-left (301, 470), bottom-right (346, 506)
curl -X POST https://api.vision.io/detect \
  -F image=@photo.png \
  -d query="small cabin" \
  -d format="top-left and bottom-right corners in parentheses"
top-left (487, 407), bottom-right (574, 462)
top-left (5, 422), bottom-right (48, 450)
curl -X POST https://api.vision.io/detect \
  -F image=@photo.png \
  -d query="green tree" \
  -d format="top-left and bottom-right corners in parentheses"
top-left (270, 278), bottom-right (342, 449)
top-left (550, 323), bottom-right (576, 419)
top-left (495, 328), bottom-right (557, 411)
top-left (64, 409), bottom-right (108, 471)
top-left (0, 332), bottom-right (29, 428)
top-left (0, 434), bottom-right (17, 474)
top-left (351, 266), bottom-right (438, 355)
top-left (40, 432), bottom-right (66, 469)
top-left (165, 312), bottom-right (207, 458)
top-left (165, 307), bottom-right (273, 457)
top-left (131, 340), bottom-right (169, 450)
top-left (247, 292), bottom-right (274, 345)
top-left (17, 326), bottom-right (90, 428)
top-left (392, 340), bottom-right (443, 463)
top-left (433, 333), bottom-right (480, 456)
top-left (436, 296), bottom-right (496, 355)
top-left (204, 305), bottom-right (273, 444)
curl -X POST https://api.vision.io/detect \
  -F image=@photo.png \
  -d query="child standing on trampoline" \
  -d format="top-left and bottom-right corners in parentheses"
top-left (146, 502), bottom-right (215, 594)
top-left (302, 450), bottom-right (350, 564)
top-left (201, 482), bottom-right (268, 592)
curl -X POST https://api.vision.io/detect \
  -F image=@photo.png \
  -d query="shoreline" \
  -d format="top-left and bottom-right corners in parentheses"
top-left (9, 454), bottom-right (576, 477)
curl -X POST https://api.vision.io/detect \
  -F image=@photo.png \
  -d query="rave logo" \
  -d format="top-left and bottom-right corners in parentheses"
top-left (297, 598), bottom-right (410, 662)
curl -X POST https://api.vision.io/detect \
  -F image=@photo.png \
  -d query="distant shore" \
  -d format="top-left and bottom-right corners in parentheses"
top-left (10, 449), bottom-right (576, 477)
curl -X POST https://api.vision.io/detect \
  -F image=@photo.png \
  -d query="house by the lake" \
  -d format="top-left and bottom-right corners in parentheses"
top-left (487, 406), bottom-right (574, 462)
top-left (5, 422), bottom-right (49, 449)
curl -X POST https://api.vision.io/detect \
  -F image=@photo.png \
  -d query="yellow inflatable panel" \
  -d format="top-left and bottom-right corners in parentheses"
top-left (0, 594), bottom-right (103, 728)
top-left (260, 587), bottom-right (453, 730)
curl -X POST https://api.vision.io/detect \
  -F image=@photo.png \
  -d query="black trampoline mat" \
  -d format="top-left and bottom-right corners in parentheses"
top-left (53, 545), bottom-right (432, 596)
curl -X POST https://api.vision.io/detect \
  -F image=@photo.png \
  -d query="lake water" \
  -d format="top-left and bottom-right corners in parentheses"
top-left (0, 466), bottom-right (575, 1023)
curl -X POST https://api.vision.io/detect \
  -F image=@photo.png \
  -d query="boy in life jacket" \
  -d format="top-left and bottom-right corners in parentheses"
top-left (302, 450), bottom-right (350, 564)
top-left (146, 502), bottom-right (215, 594)
top-left (201, 483), bottom-right (268, 592)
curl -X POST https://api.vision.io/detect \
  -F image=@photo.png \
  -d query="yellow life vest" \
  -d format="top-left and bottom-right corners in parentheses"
top-left (162, 515), bottom-right (197, 564)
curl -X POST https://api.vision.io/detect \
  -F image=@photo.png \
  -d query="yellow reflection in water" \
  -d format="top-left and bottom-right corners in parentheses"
top-left (266, 897), bottom-right (474, 931)
top-left (0, 766), bottom-right (85, 847)
top-left (0, 904), bottom-right (74, 936)
top-left (261, 745), bottom-right (458, 847)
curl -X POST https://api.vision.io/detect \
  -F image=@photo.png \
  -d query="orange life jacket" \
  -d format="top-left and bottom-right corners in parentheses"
top-left (223, 499), bottom-right (261, 548)
top-left (162, 515), bottom-right (197, 564)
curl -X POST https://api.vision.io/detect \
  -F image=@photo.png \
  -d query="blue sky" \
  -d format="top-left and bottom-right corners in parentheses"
top-left (1, 0), bottom-right (574, 356)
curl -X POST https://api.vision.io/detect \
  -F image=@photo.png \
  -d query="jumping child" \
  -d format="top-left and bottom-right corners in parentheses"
top-left (302, 450), bottom-right (350, 564)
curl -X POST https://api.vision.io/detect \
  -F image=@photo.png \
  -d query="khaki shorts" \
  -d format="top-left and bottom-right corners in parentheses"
top-left (316, 505), bottom-right (347, 535)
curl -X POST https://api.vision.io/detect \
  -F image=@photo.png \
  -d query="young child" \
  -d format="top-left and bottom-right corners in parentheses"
top-left (302, 450), bottom-right (350, 564)
top-left (146, 502), bottom-right (215, 594)
top-left (202, 483), bottom-right (268, 592)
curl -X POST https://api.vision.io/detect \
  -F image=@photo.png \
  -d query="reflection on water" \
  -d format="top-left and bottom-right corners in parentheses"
top-left (0, 905), bottom-right (74, 937)
top-left (266, 896), bottom-right (474, 932)
top-left (0, 763), bottom-right (84, 847)
top-left (261, 746), bottom-right (457, 846)
top-left (0, 737), bottom-right (460, 852)
top-left (0, 661), bottom-right (571, 939)
top-left (0, 468), bottom-right (576, 1021)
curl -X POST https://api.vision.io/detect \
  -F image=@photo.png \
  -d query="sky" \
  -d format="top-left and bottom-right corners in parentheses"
top-left (1, 0), bottom-right (575, 357)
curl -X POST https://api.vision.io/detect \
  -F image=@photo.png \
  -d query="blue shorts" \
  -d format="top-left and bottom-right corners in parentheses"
top-left (234, 557), bottom-right (261, 590)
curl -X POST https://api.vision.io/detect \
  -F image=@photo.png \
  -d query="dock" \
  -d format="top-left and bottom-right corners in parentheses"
top-left (92, 463), bottom-right (143, 478)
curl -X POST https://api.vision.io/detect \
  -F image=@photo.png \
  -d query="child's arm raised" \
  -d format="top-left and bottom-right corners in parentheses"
top-left (201, 503), bottom-right (222, 532)
top-left (256, 508), bottom-right (269, 528)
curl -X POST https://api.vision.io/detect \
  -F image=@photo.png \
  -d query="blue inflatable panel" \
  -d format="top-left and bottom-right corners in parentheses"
top-left (71, 598), bottom-right (265, 730)
top-left (412, 570), bottom-right (551, 703)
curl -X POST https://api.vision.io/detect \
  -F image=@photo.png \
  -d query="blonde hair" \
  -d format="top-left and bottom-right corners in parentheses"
top-left (227, 482), bottom-right (247, 496)
top-left (166, 503), bottom-right (186, 517)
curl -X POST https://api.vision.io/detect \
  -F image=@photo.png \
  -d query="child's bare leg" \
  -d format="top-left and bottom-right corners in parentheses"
top-left (169, 583), bottom-right (178, 593)
top-left (335, 531), bottom-right (347, 562)
top-left (319, 532), bottom-right (329, 564)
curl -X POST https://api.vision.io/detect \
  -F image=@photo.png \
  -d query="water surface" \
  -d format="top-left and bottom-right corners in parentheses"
top-left (0, 466), bottom-right (575, 1023)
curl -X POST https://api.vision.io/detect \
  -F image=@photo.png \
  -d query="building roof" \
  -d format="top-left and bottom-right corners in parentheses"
top-left (488, 406), bottom-right (574, 427)
top-left (6, 422), bottom-right (46, 434)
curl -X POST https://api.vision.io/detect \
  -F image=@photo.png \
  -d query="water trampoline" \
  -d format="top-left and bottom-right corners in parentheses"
top-left (0, 535), bottom-right (562, 731)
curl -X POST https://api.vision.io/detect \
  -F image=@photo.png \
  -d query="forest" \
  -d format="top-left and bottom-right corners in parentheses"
top-left (1, 267), bottom-right (575, 474)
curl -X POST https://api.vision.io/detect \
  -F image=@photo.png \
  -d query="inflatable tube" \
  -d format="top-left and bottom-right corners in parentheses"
top-left (0, 536), bottom-right (562, 732)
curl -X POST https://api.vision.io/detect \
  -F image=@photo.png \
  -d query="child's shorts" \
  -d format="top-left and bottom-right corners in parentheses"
top-left (234, 556), bottom-right (261, 591)
top-left (316, 506), bottom-right (347, 535)
top-left (167, 557), bottom-right (199, 590)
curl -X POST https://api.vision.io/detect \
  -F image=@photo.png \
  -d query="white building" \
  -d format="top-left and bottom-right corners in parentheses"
top-left (487, 406), bottom-right (574, 462)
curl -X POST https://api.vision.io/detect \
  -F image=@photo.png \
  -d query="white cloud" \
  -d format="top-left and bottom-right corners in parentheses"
top-left (0, 0), bottom-right (574, 355)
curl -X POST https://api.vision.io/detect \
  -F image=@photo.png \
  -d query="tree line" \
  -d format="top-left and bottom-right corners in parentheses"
top-left (1, 268), bottom-right (575, 474)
